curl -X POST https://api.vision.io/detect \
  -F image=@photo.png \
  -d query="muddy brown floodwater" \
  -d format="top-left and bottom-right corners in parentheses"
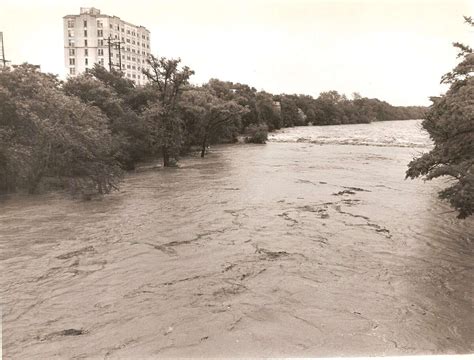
top-left (1, 120), bottom-right (473, 358)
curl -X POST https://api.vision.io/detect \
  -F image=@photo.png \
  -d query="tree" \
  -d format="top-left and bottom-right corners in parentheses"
top-left (63, 67), bottom-right (153, 169)
top-left (205, 79), bottom-right (259, 131)
top-left (406, 16), bottom-right (473, 218)
top-left (181, 87), bottom-right (247, 157)
top-left (142, 55), bottom-right (194, 166)
top-left (142, 102), bottom-right (184, 165)
top-left (86, 64), bottom-right (135, 97)
top-left (244, 124), bottom-right (268, 144)
top-left (256, 91), bottom-right (282, 130)
top-left (279, 95), bottom-right (303, 127)
top-left (313, 91), bottom-right (345, 125)
top-left (0, 64), bottom-right (122, 195)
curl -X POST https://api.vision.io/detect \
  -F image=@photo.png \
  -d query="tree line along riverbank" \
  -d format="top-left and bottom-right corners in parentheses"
top-left (0, 57), bottom-right (426, 197)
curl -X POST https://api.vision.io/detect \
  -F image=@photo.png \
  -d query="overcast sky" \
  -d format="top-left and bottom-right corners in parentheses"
top-left (1, 0), bottom-right (472, 105)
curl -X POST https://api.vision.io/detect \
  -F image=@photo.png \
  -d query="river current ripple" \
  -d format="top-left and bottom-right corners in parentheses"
top-left (1, 120), bottom-right (473, 358)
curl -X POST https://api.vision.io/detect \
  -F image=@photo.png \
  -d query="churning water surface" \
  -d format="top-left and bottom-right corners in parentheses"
top-left (1, 120), bottom-right (473, 358)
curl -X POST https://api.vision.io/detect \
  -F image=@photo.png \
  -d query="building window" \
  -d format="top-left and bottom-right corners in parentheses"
top-left (126, 38), bottom-right (130, 43)
top-left (127, 64), bottom-right (131, 69)
top-left (132, 49), bottom-right (135, 53)
top-left (121, 28), bottom-right (124, 32)
top-left (97, 30), bottom-right (103, 37)
top-left (84, 30), bottom-right (87, 37)
top-left (147, 44), bottom-right (149, 49)
top-left (110, 24), bottom-right (113, 29)
top-left (122, 55), bottom-right (125, 59)
top-left (127, 56), bottom-right (130, 60)
top-left (97, 21), bottom-right (102, 28)
top-left (126, 47), bottom-right (130, 52)
top-left (132, 57), bottom-right (136, 61)
top-left (99, 58), bottom-right (104, 66)
top-left (127, 30), bottom-right (130, 34)
top-left (116, 25), bottom-right (120, 31)
top-left (68, 30), bottom-right (74, 37)
top-left (98, 49), bottom-right (104, 56)
top-left (69, 48), bottom-right (75, 56)
top-left (99, 39), bottom-right (104, 46)
top-left (68, 39), bottom-right (75, 47)
top-left (84, 20), bottom-right (87, 27)
top-left (115, 35), bottom-right (118, 39)
top-left (85, 58), bottom-right (88, 65)
top-left (69, 58), bottom-right (75, 65)
top-left (67, 19), bottom-right (75, 28)
top-left (116, 53), bottom-right (120, 58)
top-left (132, 65), bottom-right (136, 70)
top-left (70, 67), bottom-right (76, 75)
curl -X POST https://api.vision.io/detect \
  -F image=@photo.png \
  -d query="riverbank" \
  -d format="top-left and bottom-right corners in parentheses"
top-left (1, 132), bottom-right (472, 357)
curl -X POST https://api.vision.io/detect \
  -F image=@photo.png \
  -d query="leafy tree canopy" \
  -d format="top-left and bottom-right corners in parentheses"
top-left (406, 16), bottom-right (473, 218)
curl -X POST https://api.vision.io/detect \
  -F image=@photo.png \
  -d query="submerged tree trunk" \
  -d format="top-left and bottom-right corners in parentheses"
top-left (162, 146), bottom-right (170, 167)
top-left (201, 134), bottom-right (208, 158)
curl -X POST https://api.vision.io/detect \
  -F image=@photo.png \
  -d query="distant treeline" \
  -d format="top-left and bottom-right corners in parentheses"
top-left (270, 91), bottom-right (426, 127)
top-left (0, 60), bottom-right (426, 195)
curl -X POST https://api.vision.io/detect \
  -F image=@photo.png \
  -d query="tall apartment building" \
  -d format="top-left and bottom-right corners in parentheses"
top-left (63, 7), bottom-right (151, 85)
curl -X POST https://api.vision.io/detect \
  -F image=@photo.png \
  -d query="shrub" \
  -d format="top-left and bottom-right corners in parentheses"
top-left (245, 124), bottom-right (269, 144)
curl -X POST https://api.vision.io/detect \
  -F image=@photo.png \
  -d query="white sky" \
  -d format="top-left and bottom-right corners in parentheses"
top-left (1, 0), bottom-right (472, 105)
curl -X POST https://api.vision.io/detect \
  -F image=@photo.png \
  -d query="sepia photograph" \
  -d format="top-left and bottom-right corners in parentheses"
top-left (0, 0), bottom-right (473, 358)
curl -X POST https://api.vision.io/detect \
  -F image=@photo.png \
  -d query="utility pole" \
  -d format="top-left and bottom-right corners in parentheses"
top-left (106, 35), bottom-right (124, 72)
top-left (0, 32), bottom-right (11, 67)
top-left (107, 35), bottom-right (112, 71)
top-left (117, 42), bottom-right (122, 71)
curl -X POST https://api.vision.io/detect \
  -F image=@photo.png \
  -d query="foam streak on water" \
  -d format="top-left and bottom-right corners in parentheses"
top-left (269, 119), bottom-right (431, 148)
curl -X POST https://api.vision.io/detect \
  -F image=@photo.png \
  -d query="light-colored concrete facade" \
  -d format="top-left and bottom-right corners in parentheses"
top-left (63, 7), bottom-right (151, 85)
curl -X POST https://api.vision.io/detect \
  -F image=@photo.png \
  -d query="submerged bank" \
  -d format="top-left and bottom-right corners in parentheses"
top-left (1, 121), bottom-right (473, 358)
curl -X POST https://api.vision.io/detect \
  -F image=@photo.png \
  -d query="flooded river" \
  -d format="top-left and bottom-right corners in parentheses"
top-left (1, 120), bottom-right (473, 358)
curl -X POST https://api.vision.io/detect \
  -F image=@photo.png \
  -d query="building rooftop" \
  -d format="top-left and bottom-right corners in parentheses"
top-left (63, 8), bottom-right (150, 32)
top-left (80, 7), bottom-right (101, 15)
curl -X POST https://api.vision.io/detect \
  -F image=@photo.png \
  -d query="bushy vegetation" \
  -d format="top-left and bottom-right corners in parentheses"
top-left (245, 124), bottom-right (269, 144)
top-left (0, 55), bottom-right (426, 196)
top-left (0, 64), bottom-right (122, 195)
top-left (407, 17), bottom-right (473, 219)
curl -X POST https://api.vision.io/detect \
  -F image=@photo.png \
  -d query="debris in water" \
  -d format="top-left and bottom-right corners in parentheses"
top-left (61, 329), bottom-right (85, 336)
top-left (333, 189), bottom-right (356, 196)
top-left (56, 246), bottom-right (95, 260)
top-left (254, 245), bottom-right (289, 260)
top-left (40, 328), bottom-right (86, 341)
